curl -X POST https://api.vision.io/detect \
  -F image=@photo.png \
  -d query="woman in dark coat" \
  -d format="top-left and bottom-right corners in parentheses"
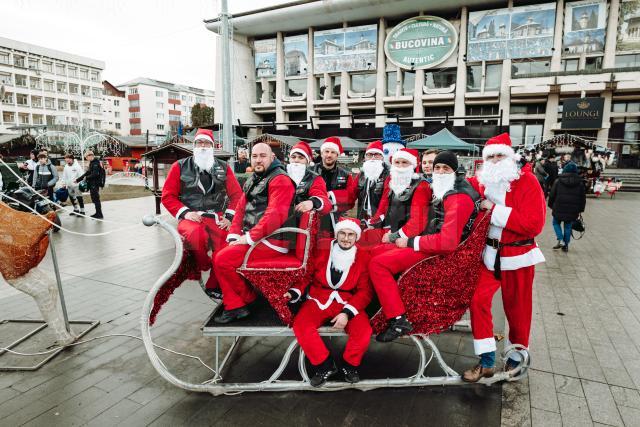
top-left (547, 162), bottom-right (586, 252)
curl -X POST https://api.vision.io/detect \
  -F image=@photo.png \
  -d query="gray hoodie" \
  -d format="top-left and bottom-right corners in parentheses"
top-left (32, 160), bottom-right (59, 189)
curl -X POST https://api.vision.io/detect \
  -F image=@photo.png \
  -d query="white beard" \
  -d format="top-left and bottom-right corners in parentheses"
top-left (389, 165), bottom-right (414, 196)
top-left (286, 163), bottom-right (307, 185)
top-left (331, 242), bottom-right (357, 273)
top-left (431, 172), bottom-right (456, 200)
top-left (362, 159), bottom-right (384, 181)
top-left (193, 148), bottom-right (215, 171)
top-left (479, 158), bottom-right (520, 203)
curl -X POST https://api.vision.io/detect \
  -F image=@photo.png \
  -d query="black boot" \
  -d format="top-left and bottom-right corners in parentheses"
top-left (213, 306), bottom-right (250, 324)
top-left (561, 245), bottom-right (569, 253)
top-left (552, 240), bottom-right (563, 250)
top-left (376, 315), bottom-right (413, 343)
top-left (342, 360), bottom-right (360, 384)
top-left (310, 356), bottom-right (338, 387)
top-left (204, 288), bottom-right (223, 301)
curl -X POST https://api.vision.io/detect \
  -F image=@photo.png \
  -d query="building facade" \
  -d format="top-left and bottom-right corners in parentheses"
top-left (0, 36), bottom-right (105, 134)
top-left (102, 80), bottom-right (130, 136)
top-left (206, 0), bottom-right (640, 167)
top-left (116, 77), bottom-right (215, 144)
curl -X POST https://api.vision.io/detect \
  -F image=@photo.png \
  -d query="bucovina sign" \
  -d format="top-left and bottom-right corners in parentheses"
top-left (384, 16), bottom-right (458, 70)
top-left (561, 97), bottom-right (605, 129)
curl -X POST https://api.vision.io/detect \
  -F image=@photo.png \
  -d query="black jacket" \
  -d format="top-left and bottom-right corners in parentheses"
top-left (77, 159), bottom-right (102, 186)
top-left (548, 173), bottom-right (586, 222)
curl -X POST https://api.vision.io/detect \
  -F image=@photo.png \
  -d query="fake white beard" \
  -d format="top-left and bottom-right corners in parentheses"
top-left (389, 165), bottom-right (414, 196)
top-left (331, 242), bottom-right (357, 273)
top-left (479, 158), bottom-right (520, 203)
top-left (193, 148), bottom-right (215, 171)
top-left (286, 163), bottom-right (307, 185)
top-left (431, 172), bottom-right (456, 200)
top-left (362, 159), bottom-right (384, 181)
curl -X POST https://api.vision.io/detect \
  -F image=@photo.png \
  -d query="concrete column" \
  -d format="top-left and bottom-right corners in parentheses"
top-left (375, 18), bottom-right (387, 128)
top-left (275, 32), bottom-right (286, 129)
top-left (603, 0), bottom-right (620, 68)
top-left (340, 70), bottom-right (350, 128)
top-left (453, 6), bottom-right (468, 127)
top-left (413, 69), bottom-right (425, 127)
top-left (307, 27), bottom-right (315, 129)
top-left (550, 0), bottom-right (564, 72)
top-left (498, 59), bottom-right (511, 127)
top-left (597, 92), bottom-right (612, 144)
top-left (543, 94), bottom-right (559, 139)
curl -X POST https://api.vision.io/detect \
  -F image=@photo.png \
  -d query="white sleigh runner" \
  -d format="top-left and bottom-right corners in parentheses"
top-left (140, 211), bottom-right (530, 395)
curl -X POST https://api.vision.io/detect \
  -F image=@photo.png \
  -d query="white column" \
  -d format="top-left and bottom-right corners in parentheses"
top-left (598, 0), bottom-right (620, 143)
top-left (499, 0), bottom-right (513, 128)
top-left (453, 6), bottom-right (468, 127)
top-left (375, 18), bottom-right (387, 128)
top-left (340, 70), bottom-right (350, 128)
top-left (307, 27), bottom-right (315, 129)
top-left (275, 31), bottom-right (286, 129)
top-left (544, 0), bottom-right (565, 139)
top-left (413, 69), bottom-right (425, 127)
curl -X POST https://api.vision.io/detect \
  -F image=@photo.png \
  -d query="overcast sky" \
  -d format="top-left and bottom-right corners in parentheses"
top-left (2, 0), bottom-right (287, 91)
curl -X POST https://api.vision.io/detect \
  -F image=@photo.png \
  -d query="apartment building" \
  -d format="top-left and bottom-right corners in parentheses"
top-left (102, 80), bottom-right (130, 135)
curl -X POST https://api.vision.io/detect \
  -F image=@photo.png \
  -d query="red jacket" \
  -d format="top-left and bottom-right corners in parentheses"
top-left (161, 161), bottom-right (242, 220)
top-left (228, 174), bottom-right (295, 249)
top-left (370, 180), bottom-right (432, 239)
top-left (307, 175), bottom-right (332, 216)
top-left (291, 239), bottom-right (373, 317)
top-left (328, 173), bottom-right (358, 214)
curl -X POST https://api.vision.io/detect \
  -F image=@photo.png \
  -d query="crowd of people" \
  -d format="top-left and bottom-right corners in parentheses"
top-left (162, 128), bottom-right (548, 387)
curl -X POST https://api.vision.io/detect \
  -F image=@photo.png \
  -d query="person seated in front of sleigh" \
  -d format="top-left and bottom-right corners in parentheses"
top-left (284, 217), bottom-right (373, 387)
top-left (370, 151), bottom-right (480, 342)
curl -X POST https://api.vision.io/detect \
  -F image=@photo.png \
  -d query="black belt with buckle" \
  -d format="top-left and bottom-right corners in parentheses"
top-left (486, 238), bottom-right (535, 279)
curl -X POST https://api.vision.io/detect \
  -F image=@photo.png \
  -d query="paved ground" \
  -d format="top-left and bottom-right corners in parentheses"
top-left (1, 193), bottom-right (639, 426)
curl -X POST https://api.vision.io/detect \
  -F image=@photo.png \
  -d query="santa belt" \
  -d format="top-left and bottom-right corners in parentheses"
top-left (486, 238), bottom-right (534, 280)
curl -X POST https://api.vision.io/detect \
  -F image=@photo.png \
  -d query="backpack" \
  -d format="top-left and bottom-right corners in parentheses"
top-left (98, 162), bottom-right (106, 188)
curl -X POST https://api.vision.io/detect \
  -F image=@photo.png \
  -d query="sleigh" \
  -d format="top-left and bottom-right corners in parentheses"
top-left (141, 210), bottom-right (529, 395)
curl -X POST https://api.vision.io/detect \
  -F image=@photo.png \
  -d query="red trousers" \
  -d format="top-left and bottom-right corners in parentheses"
top-left (177, 218), bottom-right (228, 289)
top-left (292, 301), bottom-right (372, 366)
top-left (213, 243), bottom-right (283, 310)
top-left (358, 228), bottom-right (385, 251)
top-left (369, 244), bottom-right (429, 319)
top-left (469, 264), bottom-right (535, 355)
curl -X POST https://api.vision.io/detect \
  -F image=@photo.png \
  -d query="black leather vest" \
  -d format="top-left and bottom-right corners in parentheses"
top-left (242, 162), bottom-right (295, 234)
top-left (426, 176), bottom-right (480, 241)
top-left (293, 169), bottom-right (319, 206)
top-left (178, 157), bottom-right (228, 212)
top-left (357, 165), bottom-right (389, 220)
top-left (387, 178), bottom-right (424, 233)
top-left (311, 163), bottom-right (350, 231)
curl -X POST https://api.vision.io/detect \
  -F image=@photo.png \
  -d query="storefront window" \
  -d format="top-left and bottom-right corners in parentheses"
top-left (562, 59), bottom-right (579, 72)
top-left (510, 104), bottom-right (546, 115)
top-left (424, 68), bottom-right (456, 89)
top-left (350, 73), bottom-right (375, 94)
top-left (511, 60), bottom-right (550, 77)
top-left (402, 71), bottom-right (415, 95)
top-left (510, 122), bottom-right (543, 147)
top-left (615, 54), bottom-right (640, 68)
top-left (332, 75), bottom-right (341, 98)
top-left (466, 65), bottom-right (482, 92)
top-left (585, 56), bottom-right (603, 71)
top-left (386, 71), bottom-right (397, 96)
top-left (286, 79), bottom-right (307, 97)
top-left (484, 63), bottom-right (502, 91)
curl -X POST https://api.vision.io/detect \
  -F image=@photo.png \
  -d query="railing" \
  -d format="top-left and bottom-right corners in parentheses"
top-left (512, 66), bottom-right (640, 79)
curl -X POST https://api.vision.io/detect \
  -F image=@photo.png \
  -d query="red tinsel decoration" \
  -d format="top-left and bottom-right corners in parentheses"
top-left (371, 212), bottom-right (491, 335)
top-left (149, 249), bottom-right (199, 326)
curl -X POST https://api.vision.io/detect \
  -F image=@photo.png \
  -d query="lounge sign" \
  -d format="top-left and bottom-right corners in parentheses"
top-left (561, 97), bottom-right (605, 129)
top-left (384, 16), bottom-right (458, 70)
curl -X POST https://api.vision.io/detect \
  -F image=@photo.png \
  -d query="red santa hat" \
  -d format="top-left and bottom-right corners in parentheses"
top-left (365, 140), bottom-right (384, 156)
top-left (289, 141), bottom-right (313, 162)
top-left (392, 148), bottom-right (419, 168)
top-left (483, 133), bottom-right (516, 160)
top-left (320, 136), bottom-right (344, 155)
top-left (334, 217), bottom-right (361, 241)
top-left (194, 128), bottom-right (215, 145)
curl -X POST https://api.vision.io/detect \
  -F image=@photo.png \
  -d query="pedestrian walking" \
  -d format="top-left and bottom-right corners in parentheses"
top-left (534, 157), bottom-right (548, 195)
top-left (548, 162), bottom-right (586, 253)
top-left (32, 152), bottom-right (58, 200)
top-left (75, 151), bottom-right (104, 219)
top-left (62, 153), bottom-right (86, 216)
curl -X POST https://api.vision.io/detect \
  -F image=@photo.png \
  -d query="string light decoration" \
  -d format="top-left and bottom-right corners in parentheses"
top-left (35, 127), bottom-right (125, 163)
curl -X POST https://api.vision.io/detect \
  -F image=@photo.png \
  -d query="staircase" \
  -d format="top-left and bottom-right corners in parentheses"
top-left (601, 169), bottom-right (640, 192)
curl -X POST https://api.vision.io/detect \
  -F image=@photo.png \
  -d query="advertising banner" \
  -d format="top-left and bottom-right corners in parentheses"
top-left (284, 34), bottom-right (309, 77)
top-left (384, 16), bottom-right (458, 70)
top-left (254, 38), bottom-right (277, 79)
top-left (618, 0), bottom-right (640, 52)
top-left (313, 24), bottom-right (377, 73)
top-left (563, 0), bottom-right (607, 55)
top-left (467, 3), bottom-right (556, 61)
top-left (561, 97), bottom-right (605, 129)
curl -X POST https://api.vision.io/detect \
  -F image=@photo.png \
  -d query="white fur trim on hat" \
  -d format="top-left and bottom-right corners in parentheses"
top-left (482, 143), bottom-right (515, 160)
top-left (320, 142), bottom-right (340, 154)
top-left (290, 148), bottom-right (310, 162)
top-left (334, 220), bottom-right (361, 241)
top-left (194, 134), bottom-right (214, 145)
top-left (392, 150), bottom-right (417, 166)
top-left (366, 148), bottom-right (384, 156)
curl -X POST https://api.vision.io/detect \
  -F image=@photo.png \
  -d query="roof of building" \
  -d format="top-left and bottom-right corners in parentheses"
top-left (0, 36), bottom-right (105, 69)
top-left (112, 135), bottom-right (149, 147)
top-left (102, 80), bottom-right (125, 98)
top-left (116, 77), bottom-right (215, 97)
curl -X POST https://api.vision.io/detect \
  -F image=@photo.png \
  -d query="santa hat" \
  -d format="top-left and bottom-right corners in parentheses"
top-left (290, 141), bottom-right (312, 162)
top-left (320, 136), bottom-right (344, 155)
top-left (194, 128), bottom-right (215, 145)
top-left (334, 217), bottom-right (361, 241)
top-left (392, 148), bottom-right (419, 168)
top-left (483, 133), bottom-right (516, 160)
top-left (365, 140), bottom-right (384, 156)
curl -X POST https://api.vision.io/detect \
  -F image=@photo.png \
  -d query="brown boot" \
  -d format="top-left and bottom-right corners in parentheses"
top-left (462, 364), bottom-right (495, 383)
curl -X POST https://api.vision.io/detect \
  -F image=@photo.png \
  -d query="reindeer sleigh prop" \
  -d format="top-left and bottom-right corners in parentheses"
top-left (141, 210), bottom-right (530, 395)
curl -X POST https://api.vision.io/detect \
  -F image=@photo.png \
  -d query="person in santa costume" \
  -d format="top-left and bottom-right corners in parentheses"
top-left (284, 217), bottom-right (373, 387)
top-left (463, 133), bottom-right (546, 383)
top-left (310, 137), bottom-right (357, 237)
top-left (213, 143), bottom-right (296, 323)
top-left (161, 128), bottom-right (242, 300)
top-left (370, 151), bottom-right (480, 342)
top-left (286, 141), bottom-right (331, 217)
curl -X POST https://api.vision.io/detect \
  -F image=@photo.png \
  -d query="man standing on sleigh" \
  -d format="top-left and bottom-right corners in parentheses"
top-left (285, 217), bottom-right (373, 387)
top-left (464, 133), bottom-right (546, 382)
top-left (161, 128), bottom-right (242, 300)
